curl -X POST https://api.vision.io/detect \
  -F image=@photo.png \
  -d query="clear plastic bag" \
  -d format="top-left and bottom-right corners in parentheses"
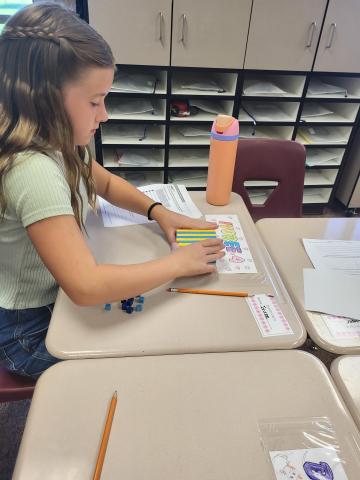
top-left (258, 417), bottom-right (360, 480)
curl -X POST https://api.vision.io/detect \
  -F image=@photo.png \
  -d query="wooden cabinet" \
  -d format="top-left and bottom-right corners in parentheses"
top-left (87, 0), bottom-right (252, 69)
top-left (245, 0), bottom-right (327, 71)
top-left (87, 0), bottom-right (171, 66)
top-left (314, 0), bottom-right (360, 73)
top-left (171, 0), bottom-right (252, 69)
top-left (84, 0), bottom-right (360, 212)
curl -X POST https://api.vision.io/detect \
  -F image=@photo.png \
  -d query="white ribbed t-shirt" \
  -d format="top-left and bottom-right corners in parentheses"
top-left (0, 150), bottom-right (89, 309)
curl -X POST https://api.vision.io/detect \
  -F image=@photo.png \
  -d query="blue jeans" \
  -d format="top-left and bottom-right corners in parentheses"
top-left (0, 304), bottom-right (60, 379)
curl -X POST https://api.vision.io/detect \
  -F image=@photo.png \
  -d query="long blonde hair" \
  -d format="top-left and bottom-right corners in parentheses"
top-left (0, 2), bottom-right (114, 228)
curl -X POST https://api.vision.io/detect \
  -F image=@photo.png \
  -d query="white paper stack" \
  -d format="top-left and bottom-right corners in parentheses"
top-left (112, 73), bottom-right (157, 93)
top-left (243, 79), bottom-right (287, 96)
top-left (303, 239), bottom-right (360, 321)
top-left (307, 79), bottom-right (348, 97)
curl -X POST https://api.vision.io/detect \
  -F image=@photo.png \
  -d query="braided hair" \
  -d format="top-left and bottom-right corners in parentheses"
top-left (1, 25), bottom-right (60, 44)
top-left (0, 2), bottom-right (115, 229)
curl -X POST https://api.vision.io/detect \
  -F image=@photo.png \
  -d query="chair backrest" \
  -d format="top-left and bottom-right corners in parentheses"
top-left (0, 366), bottom-right (35, 402)
top-left (232, 138), bottom-right (306, 221)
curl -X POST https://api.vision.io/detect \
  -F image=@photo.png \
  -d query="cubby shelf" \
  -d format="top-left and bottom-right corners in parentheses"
top-left (93, 66), bottom-right (360, 211)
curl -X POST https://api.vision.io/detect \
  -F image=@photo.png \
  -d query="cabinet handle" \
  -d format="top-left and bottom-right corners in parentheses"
top-left (326, 22), bottom-right (336, 48)
top-left (306, 21), bottom-right (316, 48)
top-left (179, 14), bottom-right (187, 44)
top-left (157, 12), bottom-right (164, 43)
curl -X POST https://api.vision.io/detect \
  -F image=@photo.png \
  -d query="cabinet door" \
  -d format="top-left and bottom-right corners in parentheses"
top-left (314, 0), bottom-right (360, 73)
top-left (87, 0), bottom-right (171, 65)
top-left (245, 0), bottom-right (327, 71)
top-left (171, 0), bottom-right (252, 68)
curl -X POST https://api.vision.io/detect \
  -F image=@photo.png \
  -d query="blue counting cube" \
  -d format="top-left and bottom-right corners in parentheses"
top-left (135, 296), bottom-right (145, 304)
top-left (126, 306), bottom-right (134, 314)
top-left (135, 304), bottom-right (143, 312)
top-left (104, 303), bottom-right (112, 311)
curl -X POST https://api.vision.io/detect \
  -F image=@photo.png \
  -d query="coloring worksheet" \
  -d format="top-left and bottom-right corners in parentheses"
top-left (206, 214), bottom-right (257, 273)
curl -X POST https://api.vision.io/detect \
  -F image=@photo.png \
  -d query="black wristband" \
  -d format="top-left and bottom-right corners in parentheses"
top-left (147, 202), bottom-right (162, 220)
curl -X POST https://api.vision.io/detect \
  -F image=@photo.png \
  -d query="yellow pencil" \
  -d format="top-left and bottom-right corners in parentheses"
top-left (167, 288), bottom-right (249, 297)
top-left (93, 391), bottom-right (118, 480)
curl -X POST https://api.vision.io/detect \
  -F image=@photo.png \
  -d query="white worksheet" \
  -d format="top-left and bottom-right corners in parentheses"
top-left (302, 239), bottom-right (360, 275)
top-left (303, 268), bottom-right (360, 321)
top-left (99, 184), bottom-right (202, 227)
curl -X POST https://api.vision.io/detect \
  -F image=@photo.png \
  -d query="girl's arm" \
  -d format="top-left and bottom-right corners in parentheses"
top-left (92, 159), bottom-right (218, 242)
top-left (27, 215), bottom-right (224, 306)
top-left (92, 159), bottom-right (161, 217)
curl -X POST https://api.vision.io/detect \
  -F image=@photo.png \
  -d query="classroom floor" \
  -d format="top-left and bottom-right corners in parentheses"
top-left (0, 202), bottom-right (359, 480)
top-left (0, 400), bottom-right (30, 480)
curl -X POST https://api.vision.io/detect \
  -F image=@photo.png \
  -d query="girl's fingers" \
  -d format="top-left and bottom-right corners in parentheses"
top-left (183, 220), bottom-right (218, 229)
top-left (203, 264), bottom-right (217, 273)
top-left (199, 221), bottom-right (218, 227)
top-left (206, 251), bottom-right (225, 262)
top-left (167, 231), bottom-right (176, 243)
top-left (200, 238), bottom-right (224, 248)
top-left (204, 246), bottom-right (225, 256)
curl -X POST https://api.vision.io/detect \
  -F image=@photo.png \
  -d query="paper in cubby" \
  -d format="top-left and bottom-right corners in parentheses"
top-left (306, 148), bottom-right (342, 167)
top-left (301, 103), bottom-right (334, 118)
top-left (297, 126), bottom-right (346, 144)
top-left (107, 99), bottom-right (155, 115)
top-left (170, 149), bottom-right (209, 167)
top-left (189, 99), bottom-right (227, 116)
top-left (168, 170), bottom-right (207, 182)
top-left (112, 73), bottom-right (157, 93)
top-left (240, 102), bottom-right (291, 121)
top-left (177, 126), bottom-right (210, 137)
top-left (243, 79), bottom-right (287, 96)
top-left (307, 79), bottom-right (348, 97)
top-left (116, 150), bottom-right (162, 166)
top-left (178, 77), bottom-right (225, 93)
top-left (104, 124), bottom-right (147, 141)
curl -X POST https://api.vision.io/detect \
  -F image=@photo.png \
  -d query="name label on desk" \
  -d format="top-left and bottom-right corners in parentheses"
top-left (246, 294), bottom-right (293, 337)
top-left (322, 314), bottom-right (360, 339)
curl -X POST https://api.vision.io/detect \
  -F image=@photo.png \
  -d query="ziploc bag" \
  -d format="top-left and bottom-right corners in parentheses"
top-left (258, 416), bottom-right (360, 480)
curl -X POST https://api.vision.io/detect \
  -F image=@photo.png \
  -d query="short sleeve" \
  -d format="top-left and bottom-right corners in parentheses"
top-left (5, 152), bottom-right (74, 227)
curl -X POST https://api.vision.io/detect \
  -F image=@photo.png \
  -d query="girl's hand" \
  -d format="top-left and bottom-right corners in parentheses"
top-left (150, 205), bottom-right (218, 244)
top-left (170, 238), bottom-right (225, 277)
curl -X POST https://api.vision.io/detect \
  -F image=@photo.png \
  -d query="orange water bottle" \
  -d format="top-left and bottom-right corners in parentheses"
top-left (206, 114), bottom-right (239, 206)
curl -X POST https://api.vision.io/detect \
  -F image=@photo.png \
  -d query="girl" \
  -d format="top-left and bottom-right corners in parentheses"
top-left (0, 3), bottom-right (224, 379)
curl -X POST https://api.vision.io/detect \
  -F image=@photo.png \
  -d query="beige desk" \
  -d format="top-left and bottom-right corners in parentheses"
top-left (46, 192), bottom-right (305, 359)
top-left (331, 356), bottom-right (360, 430)
top-left (257, 218), bottom-right (360, 355)
top-left (13, 351), bottom-right (360, 479)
